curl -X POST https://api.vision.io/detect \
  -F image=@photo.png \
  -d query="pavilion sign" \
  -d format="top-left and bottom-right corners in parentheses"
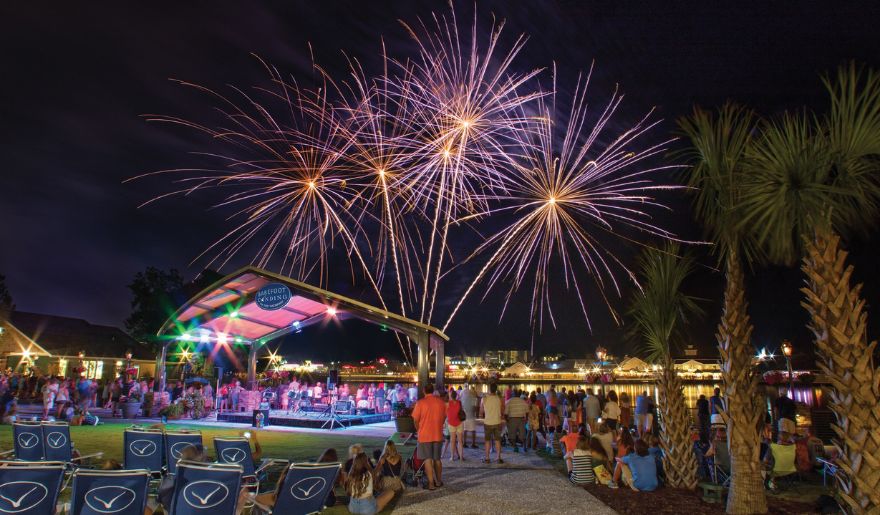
top-left (255, 283), bottom-right (291, 310)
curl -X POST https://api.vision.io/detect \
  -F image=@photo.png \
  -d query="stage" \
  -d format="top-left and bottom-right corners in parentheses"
top-left (216, 408), bottom-right (392, 429)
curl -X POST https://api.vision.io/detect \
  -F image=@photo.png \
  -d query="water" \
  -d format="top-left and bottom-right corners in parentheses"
top-left (445, 380), bottom-right (826, 410)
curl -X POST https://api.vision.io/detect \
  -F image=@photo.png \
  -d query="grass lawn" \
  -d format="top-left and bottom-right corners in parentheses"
top-left (0, 422), bottom-right (389, 464)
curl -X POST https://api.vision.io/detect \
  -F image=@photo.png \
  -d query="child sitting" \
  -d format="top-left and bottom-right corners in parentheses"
top-left (545, 427), bottom-right (563, 457)
top-left (648, 435), bottom-right (665, 484)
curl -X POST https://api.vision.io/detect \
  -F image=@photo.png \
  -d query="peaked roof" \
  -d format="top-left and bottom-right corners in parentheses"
top-left (618, 356), bottom-right (651, 371)
top-left (159, 266), bottom-right (449, 344)
top-left (4, 311), bottom-right (153, 359)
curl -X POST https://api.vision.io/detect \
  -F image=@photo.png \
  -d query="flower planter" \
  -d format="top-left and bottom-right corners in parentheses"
top-left (122, 402), bottom-right (142, 419)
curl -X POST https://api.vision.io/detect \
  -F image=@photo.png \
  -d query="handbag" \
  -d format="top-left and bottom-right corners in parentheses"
top-left (594, 463), bottom-right (612, 483)
top-left (456, 400), bottom-right (467, 421)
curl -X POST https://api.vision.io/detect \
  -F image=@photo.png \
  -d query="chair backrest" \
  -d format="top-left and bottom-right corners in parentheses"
top-left (71, 468), bottom-right (150, 515)
top-left (169, 461), bottom-right (242, 515)
top-left (395, 416), bottom-right (415, 433)
top-left (771, 443), bottom-right (797, 476)
top-left (0, 461), bottom-right (65, 515)
top-left (272, 462), bottom-right (341, 515)
top-left (213, 438), bottom-right (255, 477)
top-left (41, 422), bottom-right (73, 463)
top-left (13, 422), bottom-right (45, 461)
top-left (165, 432), bottom-right (203, 475)
top-left (333, 400), bottom-right (353, 414)
top-left (123, 429), bottom-right (164, 473)
top-left (714, 441), bottom-right (731, 470)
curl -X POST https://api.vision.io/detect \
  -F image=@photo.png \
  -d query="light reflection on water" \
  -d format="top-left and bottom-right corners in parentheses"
top-left (446, 380), bottom-right (825, 409)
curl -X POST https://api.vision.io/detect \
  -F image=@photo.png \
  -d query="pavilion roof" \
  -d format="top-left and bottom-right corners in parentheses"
top-left (159, 266), bottom-right (448, 345)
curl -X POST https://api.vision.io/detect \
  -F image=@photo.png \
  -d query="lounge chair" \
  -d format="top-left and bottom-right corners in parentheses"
top-left (165, 430), bottom-right (203, 475)
top-left (253, 462), bottom-right (341, 514)
top-left (123, 428), bottom-right (165, 474)
top-left (168, 461), bottom-right (243, 515)
top-left (0, 461), bottom-right (65, 515)
top-left (70, 468), bottom-right (151, 515)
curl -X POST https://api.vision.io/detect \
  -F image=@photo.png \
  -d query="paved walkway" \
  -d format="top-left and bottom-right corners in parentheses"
top-left (392, 445), bottom-right (616, 515)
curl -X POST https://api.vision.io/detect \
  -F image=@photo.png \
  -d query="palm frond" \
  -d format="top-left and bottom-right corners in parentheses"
top-left (627, 244), bottom-right (703, 363)
top-left (676, 103), bottom-right (761, 263)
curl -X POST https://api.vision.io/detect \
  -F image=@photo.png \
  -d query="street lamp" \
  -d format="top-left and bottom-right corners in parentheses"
top-left (595, 346), bottom-right (608, 393)
top-left (781, 339), bottom-right (794, 398)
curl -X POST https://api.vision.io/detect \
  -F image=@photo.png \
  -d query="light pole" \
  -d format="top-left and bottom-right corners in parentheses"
top-left (595, 346), bottom-right (607, 394)
top-left (781, 339), bottom-right (794, 398)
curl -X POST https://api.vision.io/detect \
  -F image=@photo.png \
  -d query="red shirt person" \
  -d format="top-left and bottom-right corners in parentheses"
top-left (411, 383), bottom-right (447, 489)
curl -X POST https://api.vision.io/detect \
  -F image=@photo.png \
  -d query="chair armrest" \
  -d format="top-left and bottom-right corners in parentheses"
top-left (255, 458), bottom-right (288, 475)
top-left (72, 452), bottom-right (104, 462)
top-left (0, 450), bottom-right (13, 457)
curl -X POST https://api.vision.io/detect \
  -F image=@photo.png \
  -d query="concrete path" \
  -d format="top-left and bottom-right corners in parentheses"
top-left (392, 445), bottom-right (616, 515)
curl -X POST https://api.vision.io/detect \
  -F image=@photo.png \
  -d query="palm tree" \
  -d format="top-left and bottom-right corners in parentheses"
top-left (678, 103), bottom-right (768, 514)
top-left (738, 64), bottom-right (880, 514)
top-left (628, 244), bottom-right (702, 489)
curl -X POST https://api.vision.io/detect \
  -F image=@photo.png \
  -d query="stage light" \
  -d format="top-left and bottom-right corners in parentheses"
top-left (180, 334), bottom-right (191, 341)
top-left (234, 336), bottom-right (243, 343)
top-left (217, 333), bottom-right (228, 344)
top-left (326, 307), bottom-right (337, 316)
top-left (229, 311), bottom-right (239, 318)
top-left (292, 320), bottom-right (301, 328)
top-left (200, 332), bottom-right (209, 343)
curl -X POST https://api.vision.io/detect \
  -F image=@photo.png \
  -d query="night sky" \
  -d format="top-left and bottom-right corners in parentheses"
top-left (2, 2), bottom-right (879, 363)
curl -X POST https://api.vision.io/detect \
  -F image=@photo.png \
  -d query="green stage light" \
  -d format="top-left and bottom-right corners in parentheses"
top-left (230, 310), bottom-right (239, 318)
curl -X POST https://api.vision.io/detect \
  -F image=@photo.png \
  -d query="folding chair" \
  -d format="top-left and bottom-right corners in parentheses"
top-left (166, 431), bottom-right (203, 475)
top-left (0, 461), bottom-right (65, 515)
top-left (711, 442), bottom-right (731, 487)
top-left (254, 462), bottom-right (341, 514)
top-left (12, 421), bottom-right (45, 461)
top-left (70, 468), bottom-right (150, 515)
top-left (168, 461), bottom-right (242, 515)
top-left (41, 421), bottom-right (103, 467)
top-left (391, 416), bottom-right (416, 446)
top-left (123, 428), bottom-right (164, 474)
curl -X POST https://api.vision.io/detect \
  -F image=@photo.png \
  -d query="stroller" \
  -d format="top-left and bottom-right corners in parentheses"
top-left (403, 446), bottom-right (427, 488)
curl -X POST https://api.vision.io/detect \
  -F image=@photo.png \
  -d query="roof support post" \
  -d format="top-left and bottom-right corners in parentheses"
top-left (247, 341), bottom-right (258, 389)
top-left (432, 336), bottom-right (445, 391)
top-left (416, 331), bottom-right (429, 393)
top-left (156, 341), bottom-right (171, 393)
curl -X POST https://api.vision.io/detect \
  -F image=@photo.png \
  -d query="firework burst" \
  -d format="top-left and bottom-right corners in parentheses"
top-left (137, 5), bottom-right (681, 358)
top-left (442, 65), bottom-right (681, 339)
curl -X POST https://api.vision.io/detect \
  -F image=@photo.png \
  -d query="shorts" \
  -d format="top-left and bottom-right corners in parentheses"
top-left (484, 424), bottom-right (502, 442)
top-left (418, 441), bottom-right (443, 460)
top-left (463, 418), bottom-right (476, 432)
top-left (778, 417), bottom-right (796, 434)
top-left (448, 423), bottom-right (463, 435)
top-left (348, 496), bottom-right (378, 515)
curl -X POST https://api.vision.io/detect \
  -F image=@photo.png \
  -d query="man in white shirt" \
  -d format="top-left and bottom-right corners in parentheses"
top-left (407, 384), bottom-right (419, 406)
top-left (480, 383), bottom-right (505, 464)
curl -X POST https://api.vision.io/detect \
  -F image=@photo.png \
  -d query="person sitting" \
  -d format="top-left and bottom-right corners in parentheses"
top-left (560, 425), bottom-right (584, 457)
top-left (647, 434), bottom-right (664, 483)
top-left (374, 440), bottom-right (404, 494)
top-left (568, 435), bottom-right (595, 485)
top-left (545, 426), bottom-right (563, 457)
top-left (616, 427), bottom-right (635, 459)
top-left (593, 421), bottom-right (615, 464)
top-left (764, 431), bottom-right (797, 490)
top-left (589, 436), bottom-right (613, 484)
top-left (346, 453), bottom-right (394, 515)
top-left (693, 431), bottom-right (712, 481)
top-left (611, 438), bottom-right (659, 491)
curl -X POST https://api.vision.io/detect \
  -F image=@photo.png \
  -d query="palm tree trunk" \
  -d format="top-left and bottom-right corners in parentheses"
top-left (719, 251), bottom-right (768, 514)
top-left (802, 227), bottom-right (880, 514)
top-left (657, 356), bottom-right (700, 489)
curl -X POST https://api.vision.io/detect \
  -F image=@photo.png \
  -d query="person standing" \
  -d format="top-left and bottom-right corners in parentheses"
top-left (461, 384), bottom-right (479, 449)
top-left (709, 387), bottom-right (725, 426)
top-left (412, 383), bottom-right (447, 490)
top-left (446, 389), bottom-right (464, 461)
top-left (634, 390), bottom-right (650, 437)
top-left (697, 394), bottom-right (711, 442)
top-left (602, 390), bottom-right (621, 431)
top-left (505, 389), bottom-right (528, 452)
top-left (618, 391), bottom-right (632, 432)
top-left (407, 383), bottom-right (419, 406)
top-left (584, 388), bottom-right (601, 432)
top-left (775, 391), bottom-right (797, 434)
top-left (480, 383), bottom-right (505, 464)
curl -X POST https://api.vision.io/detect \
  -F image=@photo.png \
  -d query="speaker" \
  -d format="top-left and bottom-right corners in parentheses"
top-left (328, 369), bottom-right (339, 390)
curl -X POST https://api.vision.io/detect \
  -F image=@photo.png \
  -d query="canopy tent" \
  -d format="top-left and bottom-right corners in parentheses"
top-left (155, 266), bottom-right (448, 391)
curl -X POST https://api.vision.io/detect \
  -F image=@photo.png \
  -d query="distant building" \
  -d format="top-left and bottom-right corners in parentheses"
top-left (0, 311), bottom-right (155, 380)
top-left (484, 349), bottom-right (530, 366)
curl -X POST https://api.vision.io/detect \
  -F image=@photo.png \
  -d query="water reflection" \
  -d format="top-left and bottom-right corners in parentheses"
top-left (447, 380), bottom-right (825, 410)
